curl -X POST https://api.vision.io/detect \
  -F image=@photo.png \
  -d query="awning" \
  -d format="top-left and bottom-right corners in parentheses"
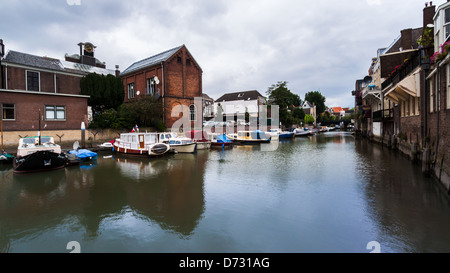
top-left (383, 67), bottom-right (421, 103)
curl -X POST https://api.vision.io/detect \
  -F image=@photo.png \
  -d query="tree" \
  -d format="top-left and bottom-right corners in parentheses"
top-left (80, 73), bottom-right (124, 114)
top-left (304, 114), bottom-right (314, 125)
top-left (304, 91), bottom-right (326, 116)
top-left (266, 81), bottom-right (302, 127)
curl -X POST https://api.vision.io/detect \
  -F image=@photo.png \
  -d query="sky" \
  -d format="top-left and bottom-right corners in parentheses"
top-left (1, 0), bottom-right (435, 108)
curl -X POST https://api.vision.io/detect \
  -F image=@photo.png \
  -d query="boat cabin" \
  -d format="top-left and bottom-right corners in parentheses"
top-left (17, 136), bottom-right (61, 157)
top-left (116, 133), bottom-right (159, 150)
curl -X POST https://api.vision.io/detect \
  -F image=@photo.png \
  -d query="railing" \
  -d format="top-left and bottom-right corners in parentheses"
top-left (372, 109), bottom-right (393, 122)
top-left (381, 50), bottom-right (421, 90)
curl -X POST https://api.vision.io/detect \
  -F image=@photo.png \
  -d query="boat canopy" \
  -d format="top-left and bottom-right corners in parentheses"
top-left (217, 134), bottom-right (232, 143)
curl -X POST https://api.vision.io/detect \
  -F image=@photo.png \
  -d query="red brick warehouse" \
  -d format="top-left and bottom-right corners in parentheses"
top-left (120, 45), bottom-right (203, 130)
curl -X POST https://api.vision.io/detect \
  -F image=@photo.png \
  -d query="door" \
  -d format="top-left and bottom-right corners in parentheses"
top-left (139, 134), bottom-right (145, 149)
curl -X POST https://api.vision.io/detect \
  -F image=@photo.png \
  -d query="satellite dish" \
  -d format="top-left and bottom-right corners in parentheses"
top-left (363, 76), bottom-right (372, 84)
top-left (154, 76), bottom-right (160, 85)
top-left (73, 141), bottom-right (80, 150)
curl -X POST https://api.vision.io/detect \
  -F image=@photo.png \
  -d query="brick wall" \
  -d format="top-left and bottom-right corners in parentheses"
top-left (1, 91), bottom-right (88, 131)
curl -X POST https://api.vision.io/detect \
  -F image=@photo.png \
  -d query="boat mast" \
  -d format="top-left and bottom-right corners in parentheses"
top-left (38, 109), bottom-right (41, 145)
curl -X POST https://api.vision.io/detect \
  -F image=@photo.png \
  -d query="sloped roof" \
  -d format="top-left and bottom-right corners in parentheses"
top-left (215, 90), bottom-right (264, 102)
top-left (120, 45), bottom-right (183, 76)
top-left (3, 50), bottom-right (114, 75)
top-left (4, 50), bottom-right (65, 71)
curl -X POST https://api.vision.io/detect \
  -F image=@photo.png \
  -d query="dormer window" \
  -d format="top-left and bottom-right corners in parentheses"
top-left (238, 93), bottom-right (244, 98)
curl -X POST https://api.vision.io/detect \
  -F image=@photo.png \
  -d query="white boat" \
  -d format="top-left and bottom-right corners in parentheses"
top-left (294, 128), bottom-right (312, 137)
top-left (113, 132), bottom-right (170, 156)
top-left (267, 128), bottom-right (295, 139)
top-left (13, 136), bottom-right (67, 173)
top-left (158, 132), bottom-right (197, 153)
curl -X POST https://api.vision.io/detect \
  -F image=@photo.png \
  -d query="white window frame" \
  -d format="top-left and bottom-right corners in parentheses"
top-left (146, 78), bottom-right (155, 96)
top-left (128, 83), bottom-right (135, 99)
top-left (26, 70), bottom-right (40, 91)
top-left (45, 105), bottom-right (66, 121)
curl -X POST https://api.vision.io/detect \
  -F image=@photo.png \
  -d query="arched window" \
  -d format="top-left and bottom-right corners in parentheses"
top-left (189, 105), bottom-right (196, 121)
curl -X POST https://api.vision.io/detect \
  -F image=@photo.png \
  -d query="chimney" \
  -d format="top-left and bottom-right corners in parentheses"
top-left (423, 2), bottom-right (436, 28)
top-left (115, 65), bottom-right (120, 77)
top-left (400, 28), bottom-right (413, 50)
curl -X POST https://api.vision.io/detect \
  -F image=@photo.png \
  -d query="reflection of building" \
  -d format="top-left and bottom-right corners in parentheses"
top-left (214, 90), bottom-right (266, 120)
top-left (0, 41), bottom-right (116, 132)
top-left (120, 45), bottom-right (203, 130)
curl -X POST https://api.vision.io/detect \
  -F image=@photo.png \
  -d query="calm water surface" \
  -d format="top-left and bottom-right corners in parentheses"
top-left (1, 131), bottom-right (450, 253)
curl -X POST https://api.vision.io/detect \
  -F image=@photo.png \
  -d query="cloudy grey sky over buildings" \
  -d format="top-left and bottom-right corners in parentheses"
top-left (1, 0), bottom-right (429, 107)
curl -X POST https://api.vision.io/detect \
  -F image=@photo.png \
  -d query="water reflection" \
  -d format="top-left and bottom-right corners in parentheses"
top-left (354, 139), bottom-right (450, 252)
top-left (0, 151), bottom-right (208, 252)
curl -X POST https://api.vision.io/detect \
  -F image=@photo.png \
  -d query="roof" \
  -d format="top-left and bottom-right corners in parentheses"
top-left (215, 90), bottom-right (264, 102)
top-left (330, 107), bottom-right (344, 113)
top-left (302, 100), bottom-right (313, 108)
top-left (120, 45), bottom-right (183, 76)
top-left (3, 50), bottom-right (115, 75)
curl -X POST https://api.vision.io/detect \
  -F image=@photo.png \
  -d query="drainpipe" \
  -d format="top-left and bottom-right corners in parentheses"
top-left (435, 59), bottom-right (441, 163)
top-left (161, 62), bottom-right (165, 125)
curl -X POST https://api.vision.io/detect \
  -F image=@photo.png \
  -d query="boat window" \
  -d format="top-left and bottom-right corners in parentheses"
top-left (23, 138), bottom-right (36, 144)
top-left (132, 135), bottom-right (136, 143)
top-left (165, 134), bottom-right (171, 139)
top-left (41, 137), bottom-right (52, 143)
top-left (161, 135), bottom-right (164, 139)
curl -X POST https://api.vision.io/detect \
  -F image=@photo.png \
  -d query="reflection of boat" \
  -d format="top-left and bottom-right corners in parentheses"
top-left (13, 136), bottom-right (67, 173)
top-left (158, 132), bottom-right (197, 153)
top-left (113, 132), bottom-right (170, 156)
top-left (267, 128), bottom-right (295, 139)
top-left (227, 130), bottom-right (271, 145)
top-left (210, 133), bottom-right (233, 149)
top-left (294, 128), bottom-right (312, 137)
top-left (185, 130), bottom-right (211, 150)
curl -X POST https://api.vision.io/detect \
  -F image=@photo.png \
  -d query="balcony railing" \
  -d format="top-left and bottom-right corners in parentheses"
top-left (372, 109), bottom-right (393, 122)
top-left (381, 50), bottom-right (421, 90)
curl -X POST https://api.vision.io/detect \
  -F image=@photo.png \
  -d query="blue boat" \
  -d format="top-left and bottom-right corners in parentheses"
top-left (68, 149), bottom-right (98, 161)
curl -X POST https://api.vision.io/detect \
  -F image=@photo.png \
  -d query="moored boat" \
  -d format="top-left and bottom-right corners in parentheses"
top-left (294, 128), bottom-right (312, 137)
top-left (267, 128), bottom-right (295, 139)
top-left (0, 152), bottom-right (14, 164)
top-left (158, 132), bottom-right (197, 153)
top-left (227, 130), bottom-right (271, 145)
top-left (210, 133), bottom-right (233, 149)
top-left (185, 130), bottom-right (211, 150)
top-left (13, 136), bottom-right (67, 173)
top-left (113, 132), bottom-right (170, 156)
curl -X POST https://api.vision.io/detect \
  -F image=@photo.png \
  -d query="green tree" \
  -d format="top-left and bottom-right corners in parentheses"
top-left (266, 81), bottom-right (302, 127)
top-left (80, 73), bottom-right (124, 114)
top-left (304, 91), bottom-right (326, 116)
top-left (304, 114), bottom-right (314, 125)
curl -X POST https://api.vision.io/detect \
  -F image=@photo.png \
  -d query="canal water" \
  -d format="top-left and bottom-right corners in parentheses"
top-left (1, 131), bottom-right (450, 253)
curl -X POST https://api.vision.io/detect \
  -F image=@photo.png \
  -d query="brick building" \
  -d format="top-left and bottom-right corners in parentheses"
top-left (0, 41), bottom-right (116, 146)
top-left (120, 45), bottom-right (203, 130)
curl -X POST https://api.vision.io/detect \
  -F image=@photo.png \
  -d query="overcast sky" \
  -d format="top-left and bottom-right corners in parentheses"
top-left (1, 0), bottom-right (434, 107)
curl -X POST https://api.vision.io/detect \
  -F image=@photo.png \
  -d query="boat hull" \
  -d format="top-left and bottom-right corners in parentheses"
top-left (13, 151), bottom-right (67, 173)
top-left (113, 143), bottom-right (170, 156)
top-left (171, 143), bottom-right (197, 153)
top-left (211, 142), bottom-right (233, 149)
top-left (195, 141), bottom-right (211, 150)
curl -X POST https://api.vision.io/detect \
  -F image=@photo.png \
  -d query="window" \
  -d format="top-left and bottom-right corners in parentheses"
top-left (430, 77), bottom-right (435, 113)
top-left (26, 70), bottom-right (39, 91)
top-left (2, 104), bottom-right (15, 120)
top-left (146, 78), bottom-right (155, 95)
top-left (448, 65), bottom-right (450, 109)
top-left (45, 105), bottom-right (65, 120)
top-left (128, 83), bottom-right (135, 99)
top-left (445, 8), bottom-right (450, 41)
top-left (177, 57), bottom-right (182, 64)
top-left (186, 59), bottom-right (191, 66)
top-left (189, 105), bottom-right (196, 121)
